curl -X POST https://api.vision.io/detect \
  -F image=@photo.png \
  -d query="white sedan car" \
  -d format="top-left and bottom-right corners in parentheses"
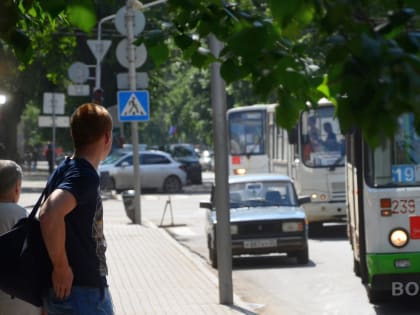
top-left (99, 150), bottom-right (187, 193)
top-left (200, 174), bottom-right (311, 268)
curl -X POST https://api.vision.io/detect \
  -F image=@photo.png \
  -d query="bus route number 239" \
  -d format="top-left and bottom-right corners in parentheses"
top-left (392, 199), bottom-right (416, 214)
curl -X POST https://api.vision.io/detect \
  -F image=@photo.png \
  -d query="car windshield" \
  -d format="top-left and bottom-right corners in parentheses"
top-left (101, 151), bottom-right (127, 165)
top-left (229, 180), bottom-right (298, 208)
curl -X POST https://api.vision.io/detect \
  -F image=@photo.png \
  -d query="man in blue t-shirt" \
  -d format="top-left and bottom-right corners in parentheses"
top-left (40, 103), bottom-right (114, 314)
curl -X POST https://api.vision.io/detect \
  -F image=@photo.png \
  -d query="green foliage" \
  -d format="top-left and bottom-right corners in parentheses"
top-left (2, 0), bottom-right (419, 149)
top-left (141, 0), bottom-right (419, 147)
top-left (0, 0), bottom-right (96, 64)
top-left (21, 101), bottom-right (41, 148)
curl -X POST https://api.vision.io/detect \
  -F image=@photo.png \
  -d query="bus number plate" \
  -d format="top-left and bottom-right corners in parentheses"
top-left (392, 199), bottom-right (416, 214)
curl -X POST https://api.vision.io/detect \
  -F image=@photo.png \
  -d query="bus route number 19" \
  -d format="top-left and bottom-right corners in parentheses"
top-left (392, 165), bottom-right (415, 183)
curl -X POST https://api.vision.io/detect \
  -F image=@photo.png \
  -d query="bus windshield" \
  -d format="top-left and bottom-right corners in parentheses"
top-left (300, 106), bottom-right (345, 168)
top-left (228, 110), bottom-right (265, 155)
top-left (366, 113), bottom-right (420, 187)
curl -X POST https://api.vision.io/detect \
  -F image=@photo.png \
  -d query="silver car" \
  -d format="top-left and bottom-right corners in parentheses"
top-left (99, 150), bottom-right (187, 193)
top-left (200, 174), bottom-right (310, 268)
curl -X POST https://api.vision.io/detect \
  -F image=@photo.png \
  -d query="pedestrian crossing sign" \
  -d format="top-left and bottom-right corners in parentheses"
top-left (118, 90), bottom-right (150, 122)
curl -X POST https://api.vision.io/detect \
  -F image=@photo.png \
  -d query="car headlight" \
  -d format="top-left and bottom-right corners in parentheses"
top-left (282, 221), bottom-right (304, 232)
top-left (233, 168), bottom-right (247, 175)
top-left (231, 224), bottom-right (238, 235)
top-left (389, 228), bottom-right (409, 248)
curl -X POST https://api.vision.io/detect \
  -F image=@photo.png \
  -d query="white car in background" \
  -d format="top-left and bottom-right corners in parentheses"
top-left (99, 150), bottom-right (187, 193)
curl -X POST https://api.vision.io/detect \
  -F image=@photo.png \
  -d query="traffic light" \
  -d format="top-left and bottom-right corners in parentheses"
top-left (92, 88), bottom-right (104, 105)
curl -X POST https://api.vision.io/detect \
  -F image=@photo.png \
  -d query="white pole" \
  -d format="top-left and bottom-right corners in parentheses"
top-left (126, 0), bottom-right (142, 224)
top-left (140, 0), bottom-right (167, 9)
top-left (95, 14), bottom-right (116, 90)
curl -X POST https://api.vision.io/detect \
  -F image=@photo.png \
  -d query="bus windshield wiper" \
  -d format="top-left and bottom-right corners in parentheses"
top-left (329, 154), bottom-right (345, 171)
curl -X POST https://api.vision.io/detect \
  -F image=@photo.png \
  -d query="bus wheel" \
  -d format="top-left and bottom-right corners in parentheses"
top-left (367, 287), bottom-right (385, 304)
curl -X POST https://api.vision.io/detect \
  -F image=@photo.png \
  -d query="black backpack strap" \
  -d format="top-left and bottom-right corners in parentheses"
top-left (28, 157), bottom-right (71, 220)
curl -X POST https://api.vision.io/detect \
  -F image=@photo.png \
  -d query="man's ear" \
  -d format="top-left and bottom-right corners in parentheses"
top-left (14, 179), bottom-right (22, 202)
top-left (105, 130), bottom-right (112, 145)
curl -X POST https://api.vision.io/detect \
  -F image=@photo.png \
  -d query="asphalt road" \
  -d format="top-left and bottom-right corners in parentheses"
top-left (19, 169), bottom-right (420, 314)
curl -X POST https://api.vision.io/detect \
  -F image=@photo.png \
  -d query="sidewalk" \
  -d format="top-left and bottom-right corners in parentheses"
top-left (20, 164), bottom-right (255, 315)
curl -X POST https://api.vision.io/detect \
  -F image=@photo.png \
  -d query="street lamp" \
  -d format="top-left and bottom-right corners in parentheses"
top-left (95, 14), bottom-right (116, 91)
top-left (0, 94), bottom-right (6, 105)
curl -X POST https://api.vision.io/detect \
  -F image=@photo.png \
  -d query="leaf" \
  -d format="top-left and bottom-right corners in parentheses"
top-left (269, 0), bottom-right (302, 27)
top-left (221, 58), bottom-right (247, 84)
top-left (316, 75), bottom-right (330, 98)
top-left (404, 0), bottom-right (420, 11)
top-left (41, 0), bottom-right (66, 18)
top-left (228, 22), bottom-right (278, 64)
top-left (174, 34), bottom-right (194, 49)
top-left (9, 30), bottom-right (33, 64)
top-left (276, 93), bottom-right (303, 130)
top-left (137, 29), bottom-right (167, 46)
top-left (66, 3), bottom-right (96, 32)
top-left (148, 43), bottom-right (170, 67)
top-left (190, 48), bottom-right (214, 68)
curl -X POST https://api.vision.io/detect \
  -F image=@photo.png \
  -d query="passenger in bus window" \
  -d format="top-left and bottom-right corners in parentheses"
top-left (308, 117), bottom-right (322, 150)
top-left (230, 133), bottom-right (242, 154)
top-left (303, 116), bottom-right (322, 163)
top-left (322, 122), bottom-right (339, 151)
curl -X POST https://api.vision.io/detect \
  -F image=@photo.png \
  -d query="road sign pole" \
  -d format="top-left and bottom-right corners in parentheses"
top-left (209, 34), bottom-right (233, 305)
top-left (126, 0), bottom-right (142, 225)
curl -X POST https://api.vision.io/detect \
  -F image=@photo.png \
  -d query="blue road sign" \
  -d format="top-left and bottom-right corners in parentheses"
top-left (118, 90), bottom-right (149, 122)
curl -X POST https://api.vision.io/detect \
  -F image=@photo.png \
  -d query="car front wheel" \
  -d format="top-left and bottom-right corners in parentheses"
top-left (163, 175), bottom-right (182, 193)
top-left (289, 245), bottom-right (309, 265)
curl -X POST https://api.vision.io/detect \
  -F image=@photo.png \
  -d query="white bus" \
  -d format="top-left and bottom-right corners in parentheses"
top-left (346, 113), bottom-right (420, 303)
top-left (227, 100), bottom-right (347, 229)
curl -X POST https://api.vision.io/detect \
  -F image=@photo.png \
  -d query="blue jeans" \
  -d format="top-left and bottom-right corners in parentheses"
top-left (43, 286), bottom-right (114, 315)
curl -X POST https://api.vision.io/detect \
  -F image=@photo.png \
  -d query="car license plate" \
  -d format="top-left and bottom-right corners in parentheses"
top-left (244, 239), bottom-right (277, 249)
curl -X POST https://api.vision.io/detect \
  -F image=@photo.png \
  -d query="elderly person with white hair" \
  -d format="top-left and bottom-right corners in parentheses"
top-left (0, 159), bottom-right (42, 314)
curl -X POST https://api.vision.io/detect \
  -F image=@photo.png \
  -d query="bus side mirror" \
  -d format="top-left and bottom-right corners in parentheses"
top-left (200, 201), bottom-right (213, 210)
top-left (288, 126), bottom-right (298, 144)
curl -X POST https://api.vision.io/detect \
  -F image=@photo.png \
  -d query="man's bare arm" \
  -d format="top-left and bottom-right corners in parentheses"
top-left (39, 189), bottom-right (76, 299)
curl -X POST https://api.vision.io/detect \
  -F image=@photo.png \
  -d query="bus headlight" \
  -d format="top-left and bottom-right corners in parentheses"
top-left (231, 224), bottom-right (238, 235)
top-left (389, 228), bottom-right (409, 248)
top-left (310, 193), bottom-right (327, 201)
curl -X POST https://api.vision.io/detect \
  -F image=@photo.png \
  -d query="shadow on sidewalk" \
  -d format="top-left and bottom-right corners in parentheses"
top-left (230, 305), bottom-right (258, 314)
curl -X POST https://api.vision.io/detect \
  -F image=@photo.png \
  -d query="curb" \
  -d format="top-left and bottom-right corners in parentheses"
top-left (143, 218), bottom-right (257, 315)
